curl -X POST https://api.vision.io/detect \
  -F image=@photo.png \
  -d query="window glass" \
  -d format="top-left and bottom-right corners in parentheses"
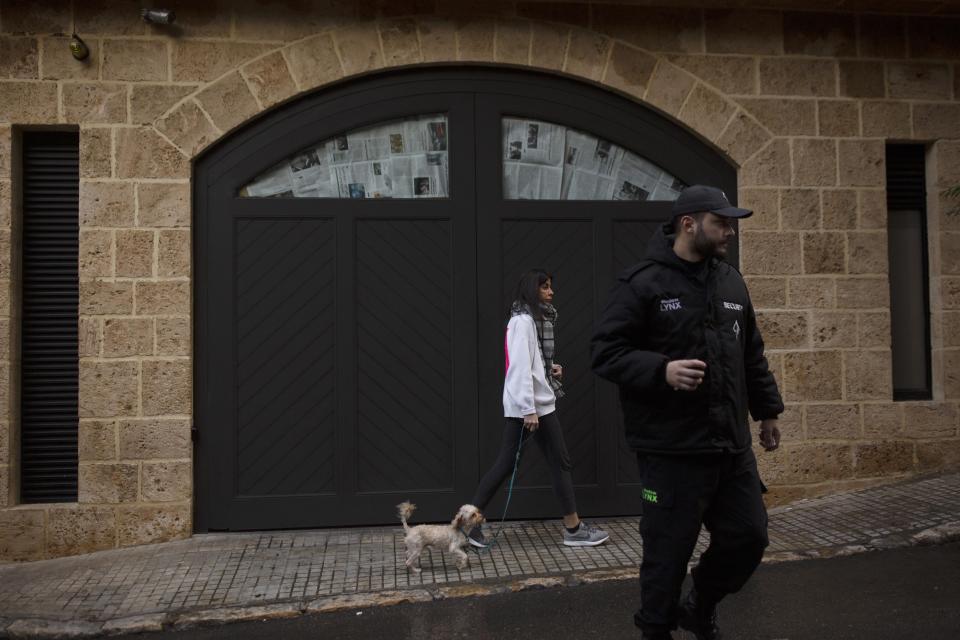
top-left (502, 117), bottom-right (685, 200)
top-left (240, 114), bottom-right (449, 198)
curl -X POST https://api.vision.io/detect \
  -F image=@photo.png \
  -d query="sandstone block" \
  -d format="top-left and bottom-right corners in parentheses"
top-left (135, 281), bottom-right (190, 315)
top-left (811, 311), bottom-right (857, 348)
top-left (0, 420), bottom-right (9, 462)
top-left (494, 19), bottom-right (530, 65)
top-left (803, 231), bottom-right (845, 274)
top-left (907, 17), bottom-right (960, 59)
top-left (564, 28), bottom-right (610, 82)
top-left (0, 36), bottom-right (39, 79)
top-left (418, 17), bottom-right (458, 64)
top-left (913, 104), bottom-right (960, 140)
top-left (157, 230), bottom-right (190, 277)
top-left (744, 277), bottom-right (786, 308)
top-left (0, 80), bottom-right (57, 122)
top-left (863, 402), bottom-right (903, 438)
top-left (80, 230), bottom-right (113, 278)
top-left (783, 11), bottom-right (856, 57)
top-left (80, 127), bottom-right (112, 178)
top-left (115, 229), bottom-right (154, 278)
top-left (740, 231), bottom-right (802, 275)
top-left (944, 350), bottom-right (960, 400)
top-left (839, 140), bottom-right (885, 187)
top-left (142, 359), bottom-right (191, 416)
top-left (857, 190), bottom-right (887, 229)
top-left (62, 82), bottom-right (127, 124)
top-left (79, 462), bottom-right (138, 503)
top-left (79, 360), bottom-right (139, 417)
top-left (776, 404), bottom-right (803, 443)
top-left (737, 98), bottom-right (815, 136)
top-left (705, 10), bottom-right (782, 55)
top-left (380, 18), bottom-right (421, 67)
top-left (933, 141), bottom-right (960, 188)
top-left (792, 139), bottom-right (837, 187)
top-left (756, 442), bottom-right (853, 484)
top-left (942, 232), bottom-right (960, 275)
top-left (196, 72), bottom-right (259, 135)
top-left (817, 100), bottom-right (859, 138)
top-left (916, 439), bottom-right (960, 472)
top-left (780, 189), bottom-right (820, 230)
top-left (603, 44), bottom-right (657, 99)
top-left (155, 100), bottom-right (219, 157)
top-left (847, 231), bottom-right (887, 275)
top-left (119, 418), bottom-right (191, 459)
top-left (517, 2), bottom-right (588, 25)
top-left (80, 317), bottom-right (99, 357)
top-left (457, 17), bottom-right (496, 62)
top-left (40, 36), bottom-right (99, 80)
top-left (117, 504), bottom-right (190, 547)
top-left (2, 0), bottom-right (70, 33)
top-left (137, 182), bottom-right (190, 227)
top-left (335, 21), bottom-right (384, 75)
top-left (644, 61), bottom-right (697, 118)
top-left (116, 128), bottom-right (188, 179)
top-left (888, 63), bottom-right (951, 101)
top-left (130, 84), bottom-right (197, 124)
top-left (79, 281), bottom-right (133, 315)
top-left (74, 0), bottom-right (146, 35)
top-left (667, 55), bottom-right (756, 95)
top-left (759, 58), bottom-right (835, 97)
top-left (233, 0), bottom-right (350, 41)
top-left (756, 311), bottom-right (809, 349)
top-left (902, 403), bottom-right (958, 438)
top-left (855, 441), bottom-right (913, 477)
top-left (861, 102), bottom-right (910, 139)
top-left (858, 312), bottom-right (891, 348)
top-left (80, 182), bottom-right (134, 227)
top-left (104, 318), bottom-right (153, 358)
top-left (156, 317), bottom-right (190, 356)
top-left (806, 403), bottom-right (860, 439)
top-left (943, 278), bottom-right (960, 309)
top-left (783, 350), bottom-right (843, 401)
top-left (102, 39), bottom-right (167, 82)
top-left (46, 506), bottom-right (116, 556)
top-left (858, 15), bottom-right (905, 58)
top-left (79, 420), bottom-right (117, 461)
top-left (242, 52), bottom-right (298, 109)
top-left (737, 189), bottom-right (778, 231)
top-left (821, 189), bottom-right (857, 229)
top-left (142, 461), bottom-right (191, 502)
top-left (740, 139), bottom-right (791, 187)
top-left (838, 61), bottom-right (884, 98)
top-left (716, 111), bottom-right (771, 166)
top-left (595, 5), bottom-right (703, 54)
top-left (836, 277), bottom-right (889, 309)
top-left (678, 84), bottom-right (735, 142)
top-left (171, 40), bottom-right (272, 83)
top-left (0, 510), bottom-right (45, 561)
top-left (0, 125), bottom-right (10, 174)
top-left (844, 350), bottom-right (892, 400)
top-left (944, 312), bottom-right (960, 347)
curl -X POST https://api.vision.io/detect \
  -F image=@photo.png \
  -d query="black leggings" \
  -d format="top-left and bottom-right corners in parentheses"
top-left (471, 412), bottom-right (577, 515)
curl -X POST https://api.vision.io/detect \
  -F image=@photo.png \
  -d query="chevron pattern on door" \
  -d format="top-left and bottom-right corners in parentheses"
top-left (499, 219), bottom-right (597, 489)
top-left (235, 219), bottom-right (337, 497)
top-left (356, 219), bottom-right (455, 493)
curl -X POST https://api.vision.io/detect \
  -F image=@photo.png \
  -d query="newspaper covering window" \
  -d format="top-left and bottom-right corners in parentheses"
top-left (239, 114), bottom-right (449, 199)
top-left (502, 117), bottom-right (685, 201)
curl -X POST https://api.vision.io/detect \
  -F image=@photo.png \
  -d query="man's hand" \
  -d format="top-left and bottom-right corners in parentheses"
top-left (523, 412), bottom-right (539, 432)
top-left (759, 419), bottom-right (780, 451)
top-left (665, 359), bottom-right (706, 391)
top-left (551, 363), bottom-right (563, 380)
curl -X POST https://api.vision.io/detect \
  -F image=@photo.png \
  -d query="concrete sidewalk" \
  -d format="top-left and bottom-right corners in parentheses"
top-left (1, 473), bottom-right (959, 638)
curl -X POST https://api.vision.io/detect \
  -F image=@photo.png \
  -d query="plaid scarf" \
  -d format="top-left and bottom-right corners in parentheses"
top-left (510, 301), bottom-right (565, 400)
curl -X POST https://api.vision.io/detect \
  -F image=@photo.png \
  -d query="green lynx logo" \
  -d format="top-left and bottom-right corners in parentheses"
top-left (642, 488), bottom-right (658, 504)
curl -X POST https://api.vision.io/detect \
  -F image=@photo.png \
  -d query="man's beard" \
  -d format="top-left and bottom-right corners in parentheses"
top-left (694, 226), bottom-right (726, 258)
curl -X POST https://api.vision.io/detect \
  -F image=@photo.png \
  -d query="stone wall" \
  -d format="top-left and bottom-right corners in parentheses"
top-left (1, 0), bottom-right (959, 560)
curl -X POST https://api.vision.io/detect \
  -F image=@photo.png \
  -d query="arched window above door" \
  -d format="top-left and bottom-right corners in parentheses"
top-left (502, 117), bottom-right (685, 201)
top-left (239, 113), bottom-right (449, 199)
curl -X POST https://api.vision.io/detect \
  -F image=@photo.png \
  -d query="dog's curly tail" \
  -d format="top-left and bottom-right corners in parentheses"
top-left (397, 501), bottom-right (416, 532)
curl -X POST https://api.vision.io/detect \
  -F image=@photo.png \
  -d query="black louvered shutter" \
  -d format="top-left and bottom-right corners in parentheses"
top-left (20, 131), bottom-right (80, 503)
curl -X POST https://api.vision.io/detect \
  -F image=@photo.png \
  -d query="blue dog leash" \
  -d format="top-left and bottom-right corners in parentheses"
top-left (465, 422), bottom-right (530, 553)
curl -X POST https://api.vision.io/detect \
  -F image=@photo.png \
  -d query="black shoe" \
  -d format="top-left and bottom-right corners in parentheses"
top-left (677, 589), bottom-right (723, 640)
top-left (467, 525), bottom-right (488, 549)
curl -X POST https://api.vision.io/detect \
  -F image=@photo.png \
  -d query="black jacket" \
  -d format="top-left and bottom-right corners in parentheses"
top-left (591, 222), bottom-right (783, 455)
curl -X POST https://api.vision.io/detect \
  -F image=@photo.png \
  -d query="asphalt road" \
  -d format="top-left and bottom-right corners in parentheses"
top-left (131, 542), bottom-right (960, 639)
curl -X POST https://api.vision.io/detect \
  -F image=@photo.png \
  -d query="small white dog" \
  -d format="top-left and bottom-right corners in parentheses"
top-left (397, 501), bottom-right (484, 572)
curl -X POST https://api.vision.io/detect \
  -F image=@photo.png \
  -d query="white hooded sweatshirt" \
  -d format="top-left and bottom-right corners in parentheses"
top-left (502, 313), bottom-right (556, 418)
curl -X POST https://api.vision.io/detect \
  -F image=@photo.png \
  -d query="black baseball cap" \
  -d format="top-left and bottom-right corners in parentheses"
top-left (671, 185), bottom-right (752, 219)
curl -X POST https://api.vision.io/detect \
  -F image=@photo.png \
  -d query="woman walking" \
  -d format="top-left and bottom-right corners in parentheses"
top-left (468, 268), bottom-right (609, 548)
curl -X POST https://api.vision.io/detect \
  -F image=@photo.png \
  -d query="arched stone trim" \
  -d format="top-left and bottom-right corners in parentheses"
top-left (146, 17), bottom-right (776, 173)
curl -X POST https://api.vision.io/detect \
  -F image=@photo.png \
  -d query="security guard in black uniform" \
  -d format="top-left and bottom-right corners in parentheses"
top-left (591, 185), bottom-right (784, 640)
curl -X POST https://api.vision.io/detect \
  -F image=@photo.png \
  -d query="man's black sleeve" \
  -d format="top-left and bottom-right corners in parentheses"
top-left (591, 279), bottom-right (669, 391)
top-left (743, 298), bottom-right (784, 421)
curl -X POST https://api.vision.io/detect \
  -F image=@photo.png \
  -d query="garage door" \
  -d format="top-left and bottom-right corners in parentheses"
top-left (194, 68), bottom-right (735, 531)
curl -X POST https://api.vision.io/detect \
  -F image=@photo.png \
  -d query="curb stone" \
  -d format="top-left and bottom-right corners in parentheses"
top-left (4, 619), bottom-right (103, 639)
top-left (305, 590), bottom-right (433, 614)
top-left (912, 521), bottom-right (960, 546)
top-left (172, 602), bottom-right (306, 630)
top-left (100, 614), bottom-right (170, 636)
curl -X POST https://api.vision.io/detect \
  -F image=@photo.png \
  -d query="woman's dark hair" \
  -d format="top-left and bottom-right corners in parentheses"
top-left (511, 268), bottom-right (552, 320)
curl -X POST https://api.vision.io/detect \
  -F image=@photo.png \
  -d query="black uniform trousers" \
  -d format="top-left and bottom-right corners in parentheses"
top-left (634, 448), bottom-right (769, 633)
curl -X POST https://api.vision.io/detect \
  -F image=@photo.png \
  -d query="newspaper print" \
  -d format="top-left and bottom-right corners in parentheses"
top-left (503, 117), bottom-right (685, 201)
top-left (240, 114), bottom-right (449, 199)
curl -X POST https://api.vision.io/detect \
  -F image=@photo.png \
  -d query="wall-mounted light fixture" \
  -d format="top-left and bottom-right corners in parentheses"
top-left (69, 34), bottom-right (89, 60)
top-left (141, 8), bottom-right (176, 25)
